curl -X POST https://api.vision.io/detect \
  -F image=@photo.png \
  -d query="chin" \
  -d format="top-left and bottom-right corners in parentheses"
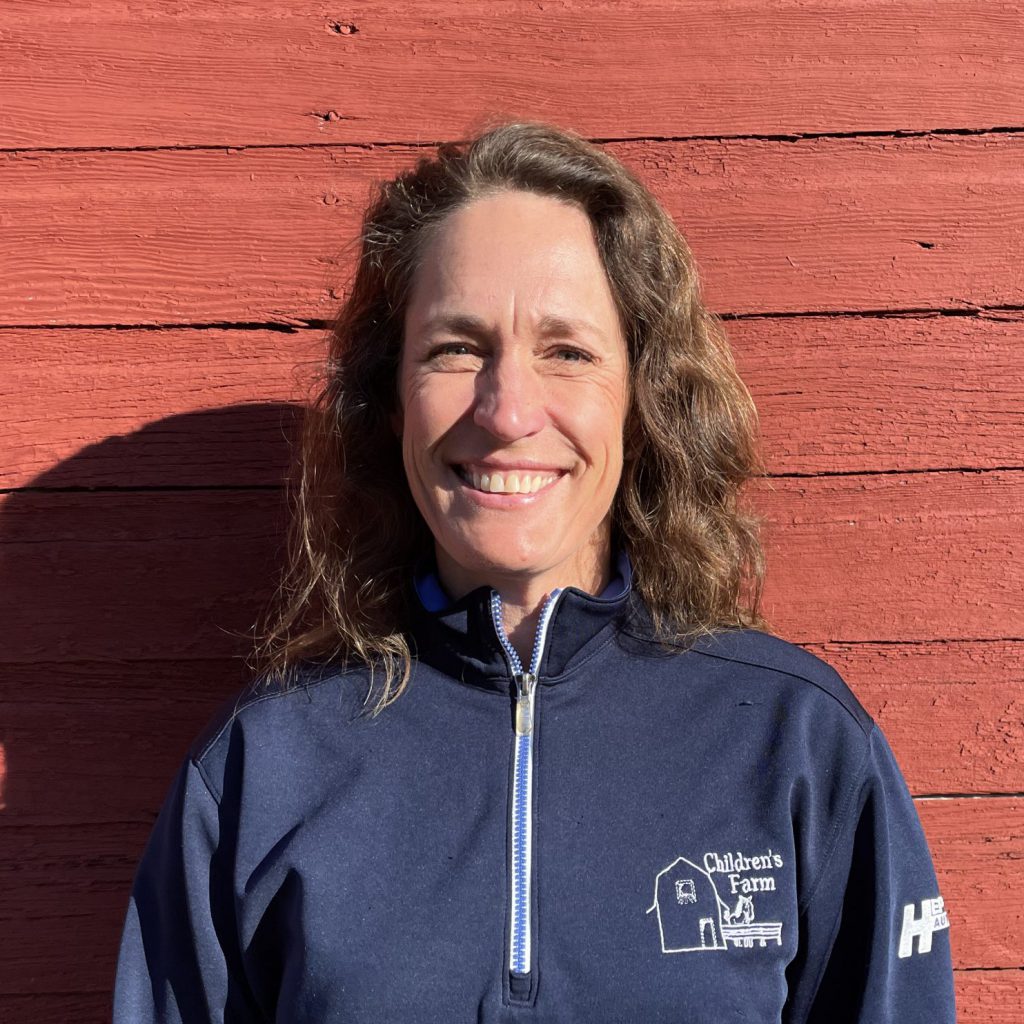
top-left (450, 535), bottom-right (559, 578)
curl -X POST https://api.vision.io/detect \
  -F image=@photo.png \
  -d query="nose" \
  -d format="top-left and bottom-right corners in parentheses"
top-left (472, 350), bottom-right (546, 442)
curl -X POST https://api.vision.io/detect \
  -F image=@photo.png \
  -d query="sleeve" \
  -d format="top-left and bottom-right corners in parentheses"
top-left (111, 754), bottom-right (261, 1023)
top-left (784, 723), bottom-right (957, 1024)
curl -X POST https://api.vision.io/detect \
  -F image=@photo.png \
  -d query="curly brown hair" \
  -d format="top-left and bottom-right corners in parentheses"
top-left (247, 117), bottom-right (772, 714)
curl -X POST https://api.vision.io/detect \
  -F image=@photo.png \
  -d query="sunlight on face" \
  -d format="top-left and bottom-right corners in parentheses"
top-left (397, 189), bottom-right (629, 597)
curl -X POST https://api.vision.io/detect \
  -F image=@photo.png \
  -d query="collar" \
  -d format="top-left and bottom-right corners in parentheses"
top-left (406, 549), bottom-right (634, 693)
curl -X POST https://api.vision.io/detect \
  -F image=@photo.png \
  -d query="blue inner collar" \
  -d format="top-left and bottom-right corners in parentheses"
top-left (406, 546), bottom-right (637, 689)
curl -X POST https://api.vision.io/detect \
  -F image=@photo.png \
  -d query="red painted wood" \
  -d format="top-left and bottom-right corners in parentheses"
top-left (955, 970), bottom-right (1024, 1023)
top-left (1, 473), bottom-right (1019, 659)
top-left (0, 661), bottom-right (248, 824)
top-left (1, 1), bottom-right (1021, 148)
top-left (0, 489), bottom-right (286, 663)
top-left (1, 477), bottom-right (1020, 793)
top-left (1, 134), bottom-right (1022, 325)
top-left (730, 312), bottom-right (1024, 475)
top-left (807, 640), bottom-right (1024, 796)
top-left (2, 314), bottom-right (1022, 490)
top-left (0, 328), bottom-right (308, 489)
top-left (751, 470), bottom-right (1022, 644)
top-left (920, 799), bottom-right (1024, 970)
top-left (0, 642), bottom-right (1019, 812)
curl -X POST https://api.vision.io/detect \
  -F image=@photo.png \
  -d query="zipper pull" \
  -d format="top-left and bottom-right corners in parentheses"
top-left (513, 672), bottom-right (537, 735)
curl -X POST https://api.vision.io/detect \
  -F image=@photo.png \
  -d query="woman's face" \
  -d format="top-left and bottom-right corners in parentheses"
top-left (396, 189), bottom-right (630, 596)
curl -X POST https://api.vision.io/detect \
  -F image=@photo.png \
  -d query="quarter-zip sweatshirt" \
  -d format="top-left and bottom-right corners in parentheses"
top-left (112, 555), bottom-right (956, 1023)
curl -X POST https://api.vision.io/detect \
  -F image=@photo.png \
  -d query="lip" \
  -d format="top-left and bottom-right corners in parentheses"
top-left (453, 459), bottom-right (568, 474)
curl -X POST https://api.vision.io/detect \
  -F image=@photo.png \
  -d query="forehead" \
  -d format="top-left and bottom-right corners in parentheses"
top-left (405, 190), bottom-right (618, 327)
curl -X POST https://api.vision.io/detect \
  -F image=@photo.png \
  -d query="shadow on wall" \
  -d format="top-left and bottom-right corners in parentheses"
top-left (0, 402), bottom-right (302, 1009)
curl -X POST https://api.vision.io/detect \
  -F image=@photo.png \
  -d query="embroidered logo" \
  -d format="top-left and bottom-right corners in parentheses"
top-left (646, 850), bottom-right (784, 954)
top-left (898, 896), bottom-right (949, 958)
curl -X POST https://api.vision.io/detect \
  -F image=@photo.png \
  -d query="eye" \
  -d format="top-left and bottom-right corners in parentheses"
top-left (551, 346), bottom-right (594, 363)
top-left (428, 341), bottom-right (474, 359)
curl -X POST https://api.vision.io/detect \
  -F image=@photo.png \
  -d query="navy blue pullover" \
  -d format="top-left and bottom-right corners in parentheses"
top-left (112, 557), bottom-right (956, 1023)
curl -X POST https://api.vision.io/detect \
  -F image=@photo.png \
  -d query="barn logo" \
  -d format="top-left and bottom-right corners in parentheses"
top-left (645, 850), bottom-right (784, 954)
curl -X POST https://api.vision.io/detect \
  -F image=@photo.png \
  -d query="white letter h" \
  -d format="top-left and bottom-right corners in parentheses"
top-left (898, 897), bottom-right (949, 958)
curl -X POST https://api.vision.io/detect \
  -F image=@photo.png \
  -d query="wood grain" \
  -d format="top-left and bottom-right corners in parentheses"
top-left (1, 1), bottom-right (1021, 148)
top-left (1, 473), bottom-right (1019, 654)
top-left (2, 313), bottom-right (1022, 490)
top-left (955, 969), bottom-right (1024, 1023)
top-left (753, 471), bottom-right (1022, 644)
top-left (920, 799), bottom-right (1024, 970)
top-left (1, 134), bottom-right (1022, 325)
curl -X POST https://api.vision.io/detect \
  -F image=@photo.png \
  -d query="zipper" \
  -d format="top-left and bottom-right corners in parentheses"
top-left (490, 588), bottom-right (563, 999)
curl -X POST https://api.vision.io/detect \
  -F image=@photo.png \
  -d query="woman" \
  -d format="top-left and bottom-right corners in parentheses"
top-left (112, 120), bottom-right (956, 1023)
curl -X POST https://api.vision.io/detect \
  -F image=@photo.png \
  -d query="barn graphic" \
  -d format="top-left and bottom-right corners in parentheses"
top-left (645, 855), bottom-right (783, 954)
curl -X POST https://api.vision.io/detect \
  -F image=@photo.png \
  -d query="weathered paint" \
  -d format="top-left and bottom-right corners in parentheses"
top-left (1, 135), bottom-right (1022, 324)
top-left (0, 1), bottom-right (1021, 146)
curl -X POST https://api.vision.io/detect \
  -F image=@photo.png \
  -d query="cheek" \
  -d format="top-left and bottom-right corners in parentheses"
top-left (569, 387), bottom-right (628, 467)
top-left (401, 378), bottom-right (476, 473)
top-left (399, 383), bottom-right (443, 445)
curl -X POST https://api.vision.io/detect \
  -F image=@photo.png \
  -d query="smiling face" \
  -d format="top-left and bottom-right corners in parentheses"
top-left (396, 189), bottom-right (630, 600)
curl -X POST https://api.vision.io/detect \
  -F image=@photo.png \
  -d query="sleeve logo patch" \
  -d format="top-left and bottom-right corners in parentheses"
top-left (898, 896), bottom-right (950, 958)
top-left (646, 850), bottom-right (784, 954)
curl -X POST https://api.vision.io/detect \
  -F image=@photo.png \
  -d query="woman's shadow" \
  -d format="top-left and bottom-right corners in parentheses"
top-left (0, 401), bottom-right (302, 1016)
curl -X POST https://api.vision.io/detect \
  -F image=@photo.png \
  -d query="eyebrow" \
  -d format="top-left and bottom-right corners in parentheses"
top-left (419, 312), bottom-right (605, 341)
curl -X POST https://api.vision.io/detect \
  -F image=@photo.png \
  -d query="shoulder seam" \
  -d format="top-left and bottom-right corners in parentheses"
top-left (690, 643), bottom-right (874, 739)
top-left (191, 671), bottom-right (342, 771)
top-left (189, 753), bottom-right (224, 805)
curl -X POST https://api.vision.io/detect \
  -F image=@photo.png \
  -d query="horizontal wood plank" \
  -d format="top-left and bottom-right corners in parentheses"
top-left (2, 1), bottom-right (1021, 148)
top-left (2, 474), bottom-right (1019, 795)
top-left (730, 312), bottom-right (1024, 475)
top-left (4, 1), bottom-right (1021, 1018)
top-left (752, 470), bottom-right (1022, 644)
top-left (0, 327), bottom-right (309, 489)
top-left (920, 799), bottom-right (1024, 971)
top-left (3, 313), bottom-right (1021, 490)
top-left (806, 640), bottom-right (1024, 796)
top-left (955, 969), bottom-right (1024, 1023)
top-left (0, 661), bottom-right (251, 821)
top-left (1, 134), bottom-right (1022, 325)
top-left (1, 472), bottom-right (1020, 657)
top-left (0, 490), bottom-right (286, 663)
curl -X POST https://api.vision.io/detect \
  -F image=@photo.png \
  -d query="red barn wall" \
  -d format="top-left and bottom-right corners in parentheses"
top-left (0, 2), bottom-right (1021, 1020)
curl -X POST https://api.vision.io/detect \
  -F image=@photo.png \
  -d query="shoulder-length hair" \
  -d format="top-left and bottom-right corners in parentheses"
top-left (248, 118), bottom-right (772, 714)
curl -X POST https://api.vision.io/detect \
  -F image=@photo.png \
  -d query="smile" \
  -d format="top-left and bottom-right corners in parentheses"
top-left (453, 464), bottom-right (563, 496)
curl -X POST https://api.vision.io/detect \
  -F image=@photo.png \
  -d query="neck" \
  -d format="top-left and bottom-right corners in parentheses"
top-left (435, 532), bottom-right (613, 665)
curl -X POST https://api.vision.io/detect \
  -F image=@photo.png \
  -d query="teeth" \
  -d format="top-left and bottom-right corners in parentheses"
top-left (464, 468), bottom-right (558, 495)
